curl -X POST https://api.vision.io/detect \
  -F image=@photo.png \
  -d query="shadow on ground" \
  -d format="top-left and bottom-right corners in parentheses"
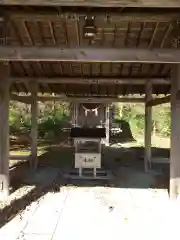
top-left (37, 144), bottom-right (169, 189)
top-left (0, 144), bottom-right (170, 229)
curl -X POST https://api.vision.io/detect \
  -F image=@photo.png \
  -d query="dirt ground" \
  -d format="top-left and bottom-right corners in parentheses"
top-left (9, 135), bottom-right (170, 191)
top-left (1, 135), bottom-right (170, 229)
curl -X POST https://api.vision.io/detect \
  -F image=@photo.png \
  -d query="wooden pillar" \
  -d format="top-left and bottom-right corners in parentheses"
top-left (144, 80), bottom-right (152, 172)
top-left (0, 63), bottom-right (10, 199)
top-left (30, 82), bottom-right (38, 169)
top-left (170, 65), bottom-right (180, 199)
top-left (105, 105), bottom-right (110, 146)
top-left (70, 102), bottom-right (78, 127)
top-left (75, 103), bottom-right (79, 127)
top-left (70, 102), bottom-right (74, 127)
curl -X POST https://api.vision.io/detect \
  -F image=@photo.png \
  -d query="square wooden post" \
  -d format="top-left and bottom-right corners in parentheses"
top-left (70, 102), bottom-right (74, 127)
top-left (144, 80), bottom-right (152, 172)
top-left (105, 105), bottom-right (110, 146)
top-left (30, 82), bottom-right (38, 169)
top-left (74, 103), bottom-right (79, 127)
top-left (0, 63), bottom-right (10, 200)
top-left (170, 65), bottom-right (180, 199)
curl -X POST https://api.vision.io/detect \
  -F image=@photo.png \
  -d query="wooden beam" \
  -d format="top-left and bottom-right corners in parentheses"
top-left (35, 96), bottom-right (144, 103)
top-left (10, 94), bottom-right (145, 103)
top-left (11, 93), bottom-right (30, 103)
top-left (146, 95), bottom-right (170, 106)
top-left (170, 65), bottom-right (180, 199)
top-left (7, 11), bottom-right (180, 22)
top-left (1, 0), bottom-right (180, 8)
top-left (12, 77), bottom-right (170, 85)
top-left (0, 63), bottom-right (10, 200)
top-left (144, 80), bottom-right (152, 172)
top-left (30, 82), bottom-right (38, 169)
top-left (1, 47), bottom-right (180, 63)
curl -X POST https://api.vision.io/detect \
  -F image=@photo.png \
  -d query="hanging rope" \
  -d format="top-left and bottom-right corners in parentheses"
top-left (82, 103), bottom-right (100, 116)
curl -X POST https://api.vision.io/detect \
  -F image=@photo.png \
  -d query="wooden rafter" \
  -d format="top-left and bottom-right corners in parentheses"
top-left (37, 21), bottom-right (45, 45)
top-left (23, 20), bottom-right (33, 45)
top-left (112, 23), bottom-right (117, 47)
top-left (149, 22), bottom-right (159, 48)
top-left (1, 46), bottom-right (180, 63)
top-left (11, 21), bottom-right (23, 45)
top-left (136, 22), bottom-right (145, 47)
top-left (160, 23), bottom-right (172, 48)
top-left (124, 21), bottom-right (130, 47)
top-left (36, 62), bottom-right (44, 76)
top-left (59, 62), bottom-right (63, 76)
top-left (48, 21), bottom-right (56, 45)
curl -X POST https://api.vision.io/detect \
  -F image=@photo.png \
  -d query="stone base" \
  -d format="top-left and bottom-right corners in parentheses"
top-left (63, 169), bottom-right (113, 180)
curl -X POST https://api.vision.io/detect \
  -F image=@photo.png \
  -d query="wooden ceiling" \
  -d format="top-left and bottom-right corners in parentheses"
top-left (0, 6), bottom-right (178, 96)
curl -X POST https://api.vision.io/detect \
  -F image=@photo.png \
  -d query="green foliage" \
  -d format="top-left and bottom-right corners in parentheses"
top-left (9, 101), bottom-right (70, 138)
top-left (9, 102), bottom-right (31, 134)
top-left (9, 99), bottom-right (171, 139)
top-left (115, 103), bottom-right (171, 137)
top-left (39, 116), bottom-right (67, 138)
top-left (153, 106), bottom-right (171, 137)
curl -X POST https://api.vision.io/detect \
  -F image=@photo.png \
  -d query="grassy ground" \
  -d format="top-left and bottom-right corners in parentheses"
top-left (9, 146), bottom-right (49, 167)
top-left (9, 135), bottom-right (170, 158)
top-left (9, 134), bottom-right (170, 168)
top-left (10, 146), bottom-right (47, 156)
top-left (121, 135), bottom-right (170, 149)
top-left (5, 134), bottom-right (170, 221)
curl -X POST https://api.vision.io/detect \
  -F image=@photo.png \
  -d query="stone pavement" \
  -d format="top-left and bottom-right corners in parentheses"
top-left (0, 187), bottom-right (180, 240)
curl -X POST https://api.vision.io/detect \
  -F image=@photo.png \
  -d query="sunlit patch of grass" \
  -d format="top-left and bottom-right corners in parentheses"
top-left (10, 145), bottom-right (48, 157)
top-left (9, 145), bottom-right (48, 167)
top-left (10, 150), bottom-right (30, 155)
top-left (112, 135), bottom-right (170, 149)
top-left (134, 135), bottom-right (170, 149)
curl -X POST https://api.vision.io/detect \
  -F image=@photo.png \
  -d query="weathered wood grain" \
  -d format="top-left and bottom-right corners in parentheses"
top-left (0, 0), bottom-right (180, 8)
top-left (11, 77), bottom-right (170, 85)
top-left (170, 65), bottom-right (180, 199)
top-left (10, 94), bottom-right (145, 103)
top-left (30, 81), bottom-right (38, 169)
top-left (7, 11), bottom-right (180, 22)
top-left (144, 80), bottom-right (152, 172)
top-left (1, 47), bottom-right (180, 63)
top-left (0, 63), bottom-right (10, 199)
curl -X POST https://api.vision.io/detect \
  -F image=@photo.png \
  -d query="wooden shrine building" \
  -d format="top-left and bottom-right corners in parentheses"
top-left (0, 0), bottom-right (180, 199)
